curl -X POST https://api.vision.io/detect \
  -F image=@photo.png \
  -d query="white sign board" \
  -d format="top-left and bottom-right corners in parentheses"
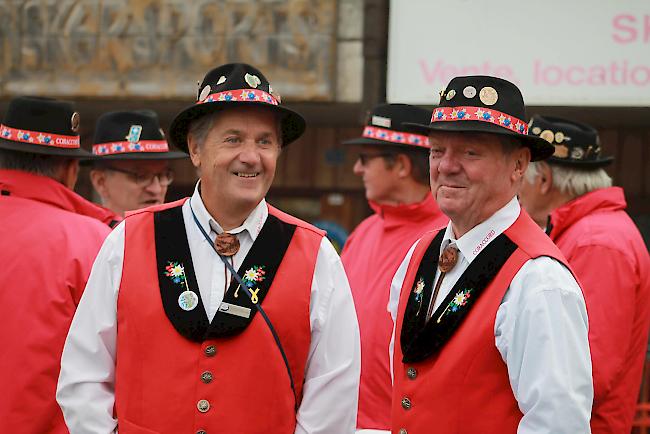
top-left (387, 0), bottom-right (650, 106)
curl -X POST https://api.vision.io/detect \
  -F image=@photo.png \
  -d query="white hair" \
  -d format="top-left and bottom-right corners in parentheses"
top-left (525, 161), bottom-right (612, 198)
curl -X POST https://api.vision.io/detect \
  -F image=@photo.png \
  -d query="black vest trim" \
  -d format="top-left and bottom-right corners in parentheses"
top-left (154, 206), bottom-right (296, 342)
top-left (401, 232), bottom-right (517, 363)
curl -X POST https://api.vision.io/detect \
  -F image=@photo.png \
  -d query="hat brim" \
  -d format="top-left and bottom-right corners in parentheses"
top-left (169, 101), bottom-right (306, 153)
top-left (81, 150), bottom-right (188, 165)
top-left (341, 137), bottom-right (426, 149)
top-left (547, 155), bottom-right (614, 168)
top-left (403, 121), bottom-right (554, 162)
top-left (0, 137), bottom-right (91, 158)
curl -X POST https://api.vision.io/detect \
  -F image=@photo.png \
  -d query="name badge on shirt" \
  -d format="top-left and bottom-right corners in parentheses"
top-left (218, 302), bottom-right (251, 318)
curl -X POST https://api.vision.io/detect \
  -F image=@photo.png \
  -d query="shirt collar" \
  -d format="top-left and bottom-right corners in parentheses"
top-left (190, 182), bottom-right (268, 242)
top-left (440, 196), bottom-right (520, 264)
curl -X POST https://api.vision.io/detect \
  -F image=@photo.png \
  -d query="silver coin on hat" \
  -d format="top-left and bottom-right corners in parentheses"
top-left (199, 85), bottom-right (211, 102)
top-left (178, 290), bottom-right (199, 311)
top-left (531, 126), bottom-right (542, 135)
top-left (555, 131), bottom-right (565, 143)
top-left (479, 87), bottom-right (498, 106)
top-left (463, 86), bottom-right (477, 98)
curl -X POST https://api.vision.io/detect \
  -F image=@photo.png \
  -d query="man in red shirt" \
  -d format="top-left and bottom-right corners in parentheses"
top-left (519, 115), bottom-right (650, 434)
top-left (0, 96), bottom-right (116, 433)
top-left (341, 103), bottom-right (448, 432)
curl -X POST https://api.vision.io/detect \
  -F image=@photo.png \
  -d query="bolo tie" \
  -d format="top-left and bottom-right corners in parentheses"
top-left (425, 244), bottom-right (459, 322)
top-left (214, 232), bottom-right (240, 293)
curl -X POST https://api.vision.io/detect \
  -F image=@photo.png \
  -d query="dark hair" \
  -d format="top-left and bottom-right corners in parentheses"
top-left (0, 148), bottom-right (69, 178)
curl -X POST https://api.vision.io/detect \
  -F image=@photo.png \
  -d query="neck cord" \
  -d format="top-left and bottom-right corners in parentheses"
top-left (188, 198), bottom-right (298, 410)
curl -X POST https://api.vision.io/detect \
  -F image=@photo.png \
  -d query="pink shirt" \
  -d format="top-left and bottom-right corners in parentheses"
top-left (0, 170), bottom-right (112, 434)
top-left (549, 186), bottom-right (650, 434)
top-left (341, 194), bottom-right (447, 430)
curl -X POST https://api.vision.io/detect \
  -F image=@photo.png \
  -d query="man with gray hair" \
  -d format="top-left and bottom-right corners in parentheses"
top-left (519, 114), bottom-right (650, 434)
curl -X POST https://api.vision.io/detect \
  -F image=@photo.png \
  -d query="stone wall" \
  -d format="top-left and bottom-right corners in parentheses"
top-left (0, 0), bottom-right (363, 102)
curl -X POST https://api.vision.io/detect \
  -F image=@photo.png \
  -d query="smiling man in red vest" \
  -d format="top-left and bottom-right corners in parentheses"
top-left (57, 63), bottom-right (361, 434)
top-left (0, 96), bottom-right (116, 434)
top-left (388, 76), bottom-right (593, 434)
top-left (519, 115), bottom-right (650, 434)
top-left (340, 103), bottom-right (448, 433)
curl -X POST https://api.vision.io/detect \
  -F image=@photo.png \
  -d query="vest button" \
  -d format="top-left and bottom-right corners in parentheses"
top-left (197, 399), bottom-right (210, 413)
top-left (406, 367), bottom-right (417, 380)
top-left (399, 429), bottom-right (408, 434)
top-left (401, 397), bottom-right (412, 410)
top-left (201, 371), bottom-right (213, 384)
top-left (204, 345), bottom-right (216, 357)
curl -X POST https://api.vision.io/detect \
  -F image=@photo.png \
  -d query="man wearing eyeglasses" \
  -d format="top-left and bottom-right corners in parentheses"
top-left (340, 103), bottom-right (448, 433)
top-left (89, 110), bottom-right (187, 216)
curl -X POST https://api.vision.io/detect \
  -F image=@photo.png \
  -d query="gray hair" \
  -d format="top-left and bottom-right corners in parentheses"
top-left (0, 148), bottom-right (69, 178)
top-left (187, 109), bottom-right (284, 148)
top-left (525, 161), bottom-right (612, 197)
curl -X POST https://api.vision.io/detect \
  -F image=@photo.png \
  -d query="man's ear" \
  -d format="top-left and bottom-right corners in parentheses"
top-left (538, 162), bottom-right (553, 194)
top-left (89, 168), bottom-right (108, 198)
top-left (60, 159), bottom-right (80, 190)
top-left (188, 135), bottom-right (202, 169)
top-left (512, 146), bottom-right (531, 182)
top-left (395, 153), bottom-right (412, 178)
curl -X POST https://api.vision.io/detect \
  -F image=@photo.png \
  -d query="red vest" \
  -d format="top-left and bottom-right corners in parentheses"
top-left (115, 200), bottom-right (322, 434)
top-left (392, 211), bottom-right (570, 434)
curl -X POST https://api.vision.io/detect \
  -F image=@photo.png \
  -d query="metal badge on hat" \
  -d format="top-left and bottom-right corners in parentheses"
top-left (479, 87), bottom-right (498, 106)
top-left (71, 112), bottom-right (80, 133)
top-left (125, 125), bottom-right (142, 143)
top-left (244, 73), bottom-right (262, 88)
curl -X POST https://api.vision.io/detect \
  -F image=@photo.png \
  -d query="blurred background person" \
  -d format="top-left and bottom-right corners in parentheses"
top-left (340, 103), bottom-right (447, 433)
top-left (519, 115), bottom-right (650, 434)
top-left (0, 96), bottom-right (114, 434)
top-left (89, 110), bottom-right (187, 216)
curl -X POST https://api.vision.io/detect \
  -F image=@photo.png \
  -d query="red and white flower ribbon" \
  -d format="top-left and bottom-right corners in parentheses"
top-left (92, 140), bottom-right (169, 155)
top-left (0, 124), bottom-right (80, 148)
top-left (431, 106), bottom-right (528, 135)
top-left (197, 89), bottom-right (279, 106)
top-left (362, 126), bottom-right (430, 148)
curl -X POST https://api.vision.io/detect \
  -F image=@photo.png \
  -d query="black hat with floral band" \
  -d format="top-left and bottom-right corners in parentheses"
top-left (404, 75), bottom-right (554, 161)
top-left (91, 110), bottom-right (187, 161)
top-left (528, 115), bottom-right (613, 167)
top-left (169, 63), bottom-right (306, 152)
top-left (342, 103), bottom-right (431, 150)
top-left (0, 96), bottom-right (90, 158)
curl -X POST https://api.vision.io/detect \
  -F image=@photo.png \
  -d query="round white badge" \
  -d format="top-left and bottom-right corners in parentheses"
top-left (199, 85), bottom-right (211, 102)
top-left (463, 86), bottom-right (477, 98)
top-left (178, 290), bottom-right (199, 311)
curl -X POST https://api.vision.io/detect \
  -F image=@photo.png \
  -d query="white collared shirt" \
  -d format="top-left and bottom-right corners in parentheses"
top-left (388, 196), bottom-right (593, 434)
top-left (57, 185), bottom-right (361, 434)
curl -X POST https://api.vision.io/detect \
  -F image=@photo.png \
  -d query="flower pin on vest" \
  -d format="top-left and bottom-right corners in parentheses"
top-left (165, 261), bottom-right (199, 311)
top-left (234, 265), bottom-right (266, 303)
top-left (413, 277), bottom-right (426, 315)
top-left (436, 288), bottom-right (473, 323)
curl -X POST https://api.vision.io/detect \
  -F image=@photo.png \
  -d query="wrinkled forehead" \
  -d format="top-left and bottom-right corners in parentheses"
top-left (101, 159), bottom-right (170, 172)
top-left (209, 106), bottom-right (281, 132)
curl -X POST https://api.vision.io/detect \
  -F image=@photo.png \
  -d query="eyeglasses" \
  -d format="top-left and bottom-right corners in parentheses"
top-left (357, 152), bottom-right (395, 166)
top-left (105, 166), bottom-right (174, 187)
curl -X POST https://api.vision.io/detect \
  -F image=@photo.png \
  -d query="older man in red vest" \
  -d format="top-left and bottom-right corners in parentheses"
top-left (0, 96), bottom-right (116, 434)
top-left (520, 115), bottom-right (650, 434)
top-left (340, 103), bottom-right (447, 432)
top-left (388, 76), bottom-right (593, 434)
top-left (57, 63), bottom-right (361, 434)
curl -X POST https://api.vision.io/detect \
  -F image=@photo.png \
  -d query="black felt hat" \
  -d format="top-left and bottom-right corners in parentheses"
top-left (0, 96), bottom-right (90, 157)
top-left (528, 115), bottom-right (613, 167)
top-left (169, 63), bottom-right (306, 152)
top-left (405, 75), bottom-right (554, 161)
top-left (91, 110), bottom-right (187, 161)
top-left (342, 103), bottom-right (431, 149)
